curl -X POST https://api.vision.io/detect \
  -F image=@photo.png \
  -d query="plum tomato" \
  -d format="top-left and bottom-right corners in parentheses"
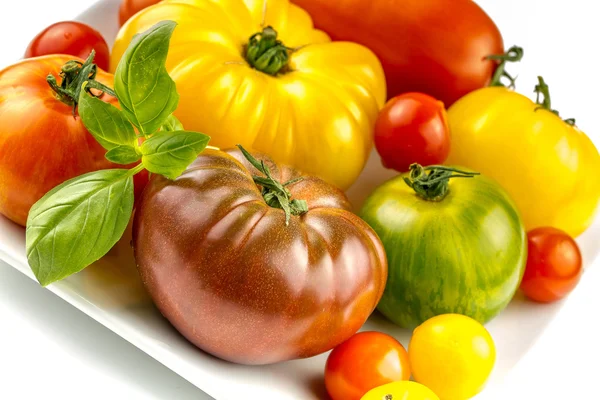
top-left (520, 227), bottom-right (583, 303)
top-left (325, 331), bottom-right (411, 400)
top-left (374, 93), bottom-right (450, 172)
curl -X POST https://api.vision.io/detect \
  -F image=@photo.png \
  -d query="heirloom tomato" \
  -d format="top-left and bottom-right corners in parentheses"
top-left (360, 164), bottom-right (527, 328)
top-left (0, 55), bottom-right (146, 226)
top-left (361, 382), bottom-right (439, 400)
top-left (291, 0), bottom-right (503, 106)
top-left (119, 0), bottom-right (161, 26)
top-left (448, 76), bottom-right (600, 237)
top-left (132, 148), bottom-right (387, 365)
top-left (112, 0), bottom-right (386, 190)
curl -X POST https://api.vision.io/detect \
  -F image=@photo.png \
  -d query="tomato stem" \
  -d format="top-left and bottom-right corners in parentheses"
top-left (403, 164), bottom-right (479, 201)
top-left (237, 145), bottom-right (308, 225)
top-left (245, 26), bottom-right (291, 76)
top-left (486, 45), bottom-right (524, 89)
top-left (46, 50), bottom-right (116, 116)
top-left (534, 76), bottom-right (576, 126)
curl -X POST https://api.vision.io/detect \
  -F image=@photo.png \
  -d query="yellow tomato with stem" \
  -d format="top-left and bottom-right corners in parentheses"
top-left (111, 0), bottom-right (386, 190)
top-left (408, 314), bottom-right (496, 400)
top-left (361, 381), bottom-right (440, 400)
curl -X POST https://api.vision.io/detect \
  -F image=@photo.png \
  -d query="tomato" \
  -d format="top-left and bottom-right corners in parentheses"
top-left (409, 314), bottom-right (496, 400)
top-left (374, 93), bottom-right (450, 172)
top-left (111, 0), bottom-right (386, 190)
top-left (132, 148), bottom-right (387, 365)
top-left (0, 55), bottom-right (146, 226)
top-left (447, 78), bottom-right (600, 237)
top-left (24, 21), bottom-right (110, 71)
top-left (325, 332), bottom-right (410, 400)
top-left (291, 0), bottom-right (503, 106)
top-left (360, 164), bottom-right (527, 328)
top-left (520, 227), bottom-right (583, 303)
top-left (119, 0), bottom-right (161, 26)
top-left (361, 381), bottom-right (439, 400)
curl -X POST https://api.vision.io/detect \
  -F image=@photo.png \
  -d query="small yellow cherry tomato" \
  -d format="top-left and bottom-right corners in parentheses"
top-left (360, 381), bottom-right (440, 400)
top-left (408, 314), bottom-right (496, 400)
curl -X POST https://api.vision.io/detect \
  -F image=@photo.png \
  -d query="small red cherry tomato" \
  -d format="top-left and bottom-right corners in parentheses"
top-left (24, 21), bottom-right (110, 71)
top-left (325, 331), bottom-right (411, 400)
top-left (374, 92), bottom-right (450, 172)
top-left (520, 227), bottom-right (583, 303)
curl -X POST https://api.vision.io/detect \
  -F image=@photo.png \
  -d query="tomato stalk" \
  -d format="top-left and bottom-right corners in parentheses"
top-left (46, 50), bottom-right (116, 115)
top-left (245, 26), bottom-right (291, 76)
top-left (486, 45), bottom-right (524, 89)
top-left (534, 76), bottom-right (576, 125)
top-left (403, 164), bottom-right (479, 201)
top-left (237, 145), bottom-right (308, 225)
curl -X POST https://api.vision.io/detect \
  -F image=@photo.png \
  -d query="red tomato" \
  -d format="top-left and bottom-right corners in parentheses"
top-left (291, 0), bottom-right (503, 106)
top-left (119, 0), bottom-right (162, 26)
top-left (374, 93), bottom-right (450, 172)
top-left (325, 331), bottom-right (411, 400)
top-left (520, 227), bottom-right (583, 303)
top-left (24, 21), bottom-right (110, 71)
top-left (0, 56), bottom-right (147, 226)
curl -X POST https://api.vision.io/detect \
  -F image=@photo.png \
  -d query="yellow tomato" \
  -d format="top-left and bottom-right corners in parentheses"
top-left (111, 0), bottom-right (386, 190)
top-left (408, 314), bottom-right (496, 400)
top-left (361, 381), bottom-right (440, 400)
top-left (447, 80), bottom-right (600, 237)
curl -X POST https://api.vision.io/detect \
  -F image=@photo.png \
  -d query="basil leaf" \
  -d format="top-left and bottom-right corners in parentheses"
top-left (105, 145), bottom-right (141, 164)
top-left (26, 169), bottom-right (135, 286)
top-left (114, 20), bottom-right (179, 135)
top-left (160, 114), bottom-right (184, 131)
top-left (141, 131), bottom-right (210, 179)
top-left (78, 89), bottom-right (137, 150)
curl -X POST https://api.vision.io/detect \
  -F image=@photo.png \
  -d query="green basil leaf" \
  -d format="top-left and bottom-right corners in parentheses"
top-left (160, 114), bottom-right (184, 131)
top-left (26, 169), bottom-right (135, 286)
top-left (78, 89), bottom-right (137, 150)
top-left (114, 20), bottom-right (179, 135)
top-left (141, 131), bottom-right (210, 179)
top-left (105, 145), bottom-right (141, 164)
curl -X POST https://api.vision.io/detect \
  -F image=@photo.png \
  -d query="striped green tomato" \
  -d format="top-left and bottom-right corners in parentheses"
top-left (360, 165), bottom-right (527, 328)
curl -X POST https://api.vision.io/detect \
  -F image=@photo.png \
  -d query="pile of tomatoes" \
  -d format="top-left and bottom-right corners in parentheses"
top-left (0, 0), bottom-right (598, 399)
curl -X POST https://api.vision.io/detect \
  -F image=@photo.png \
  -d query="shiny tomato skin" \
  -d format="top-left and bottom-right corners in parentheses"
top-left (291, 0), bottom-right (503, 106)
top-left (24, 22), bottom-right (110, 71)
top-left (520, 227), bottom-right (583, 303)
top-left (325, 331), bottom-right (411, 400)
top-left (374, 93), bottom-right (450, 172)
top-left (119, 0), bottom-right (161, 26)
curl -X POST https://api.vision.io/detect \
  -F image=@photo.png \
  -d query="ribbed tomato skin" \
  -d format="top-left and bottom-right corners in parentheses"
top-left (360, 170), bottom-right (527, 328)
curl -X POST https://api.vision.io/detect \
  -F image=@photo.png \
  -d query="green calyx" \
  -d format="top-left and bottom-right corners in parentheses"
top-left (237, 145), bottom-right (308, 225)
top-left (46, 50), bottom-right (116, 115)
top-left (487, 45), bottom-right (524, 89)
top-left (245, 26), bottom-right (290, 76)
top-left (403, 164), bottom-right (480, 201)
top-left (534, 76), bottom-right (576, 126)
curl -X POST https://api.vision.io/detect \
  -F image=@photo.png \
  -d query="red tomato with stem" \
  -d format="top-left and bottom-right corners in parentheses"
top-left (325, 331), bottom-right (411, 400)
top-left (25, 21), bottom-right (110, 71)
top-left (520, 227), bottom-right (583, 303)
top-left (119, 0), bottom-right (161, 26)
top-left (374, 93), bottom-right (450, 172)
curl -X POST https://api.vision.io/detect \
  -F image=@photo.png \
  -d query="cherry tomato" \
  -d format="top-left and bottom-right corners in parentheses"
top-left (409, 314), bottom-right (496, 400)
top-left (24, 21), bottom-right (110, 71)
top-left (325, 331), bottom-right (411, 400)
top-left (520, 227), bottom-right (583, 303)
top-left (374, 93), bottom-right (450, 172)
top-left (119, 0), bottom-right (161, 26)
top-left (361, 381), bottom-right (439, 400)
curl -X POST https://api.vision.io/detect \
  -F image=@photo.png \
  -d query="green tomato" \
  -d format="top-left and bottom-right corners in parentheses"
top-left (360, 165), bottom-right (527, 328)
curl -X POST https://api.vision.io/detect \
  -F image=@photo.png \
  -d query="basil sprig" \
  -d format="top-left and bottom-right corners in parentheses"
top-left (25, 20), bottom-right (210, 286)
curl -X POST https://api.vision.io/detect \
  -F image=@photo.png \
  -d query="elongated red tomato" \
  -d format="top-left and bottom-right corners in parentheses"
top-left (291, 0), bottom-right (503, 106)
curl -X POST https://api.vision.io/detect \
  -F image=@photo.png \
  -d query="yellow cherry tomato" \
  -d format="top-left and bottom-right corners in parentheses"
top-left (408, 314), bottom-right (496, 400)
top-left (111, 0), bottom-right (386, 190)
top-left (361, 381), bottom-right (440, 400)
top-left (448, 77), bottom-right (600, 237)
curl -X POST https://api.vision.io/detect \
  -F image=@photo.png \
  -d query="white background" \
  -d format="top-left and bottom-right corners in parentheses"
top-left (0, 0), bottom-right (599, 399)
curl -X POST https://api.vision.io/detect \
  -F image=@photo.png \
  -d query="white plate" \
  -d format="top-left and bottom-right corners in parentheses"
top-left (1, 0), bottom-right (599, 399)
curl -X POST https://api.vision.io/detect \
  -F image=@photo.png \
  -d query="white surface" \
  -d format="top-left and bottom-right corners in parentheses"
top-left (0, 0), bottom-right (599, 399)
